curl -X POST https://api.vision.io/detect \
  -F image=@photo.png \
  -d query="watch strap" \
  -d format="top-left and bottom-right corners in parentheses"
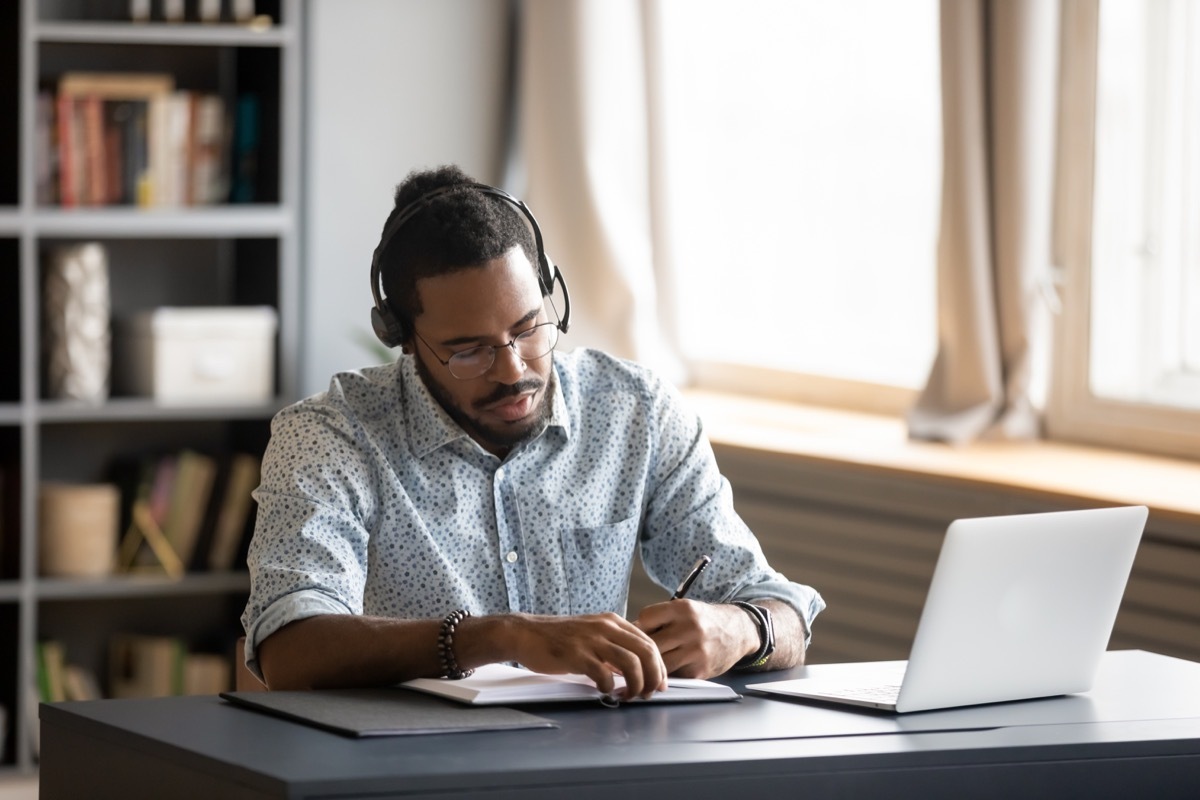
top-left (731, 601), bottom-right (775, 670)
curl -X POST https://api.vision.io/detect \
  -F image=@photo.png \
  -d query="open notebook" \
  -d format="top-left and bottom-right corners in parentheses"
top-left (748, 506), bottom-right (1148, 714)
top-left (402, 663), bottom-right (740, 706)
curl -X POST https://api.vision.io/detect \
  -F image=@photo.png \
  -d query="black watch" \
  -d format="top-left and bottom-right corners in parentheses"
top-left (731, 601), bottom-right (775, 669)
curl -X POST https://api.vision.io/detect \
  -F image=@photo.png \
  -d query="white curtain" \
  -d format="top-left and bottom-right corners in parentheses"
top-left (907, 0), bottom-right (1061, 443)
top-left (515, 0), bottom-right (682, 377)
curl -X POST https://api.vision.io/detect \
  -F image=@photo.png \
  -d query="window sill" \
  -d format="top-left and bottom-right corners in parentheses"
top-left (684, 389), bottom-right (1200, 525)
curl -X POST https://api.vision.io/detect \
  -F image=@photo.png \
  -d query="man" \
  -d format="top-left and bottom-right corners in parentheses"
top-left (242, 166), bottom-right (824, 698)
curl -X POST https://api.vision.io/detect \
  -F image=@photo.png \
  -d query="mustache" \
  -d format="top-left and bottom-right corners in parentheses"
top-left (473, 378), bottom-right (544, 410)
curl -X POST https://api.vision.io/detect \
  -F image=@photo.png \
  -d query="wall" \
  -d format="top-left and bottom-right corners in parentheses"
top-left (302, 0), bottom-right (512, 396)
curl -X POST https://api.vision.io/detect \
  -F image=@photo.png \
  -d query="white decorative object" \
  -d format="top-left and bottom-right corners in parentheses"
top-left (232, 0), bottom-right (256, 22)
top-left (43, 242), bottom-right (111, 402)
top-left (116, 306), bottom-right (278, 404)
top-left (162, 0), bottom-right (185, 22)
top-left (199, 0), bottom-right (222, 23)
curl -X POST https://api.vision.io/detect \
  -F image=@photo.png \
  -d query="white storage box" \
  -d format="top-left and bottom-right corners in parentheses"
top-left (117, 306), bottom-right (278, 404)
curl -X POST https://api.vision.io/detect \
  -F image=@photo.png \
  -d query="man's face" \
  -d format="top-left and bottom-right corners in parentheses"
top-left (409, 248), bottom-right (554, 456)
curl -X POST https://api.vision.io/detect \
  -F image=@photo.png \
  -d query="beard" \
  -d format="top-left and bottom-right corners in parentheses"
top-left (414, 355), bottom-right (553, 454)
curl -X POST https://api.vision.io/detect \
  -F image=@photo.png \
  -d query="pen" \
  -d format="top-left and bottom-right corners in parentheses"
top-left (671, 554), bottom-right (712, 600)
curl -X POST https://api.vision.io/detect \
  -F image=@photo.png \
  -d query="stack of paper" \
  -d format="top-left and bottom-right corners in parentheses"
top-left (402, 663), bottom-right (741, 706)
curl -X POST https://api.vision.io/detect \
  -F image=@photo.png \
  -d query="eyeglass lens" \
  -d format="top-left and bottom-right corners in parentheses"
top-left (447, 322), bottom-right (559, 379)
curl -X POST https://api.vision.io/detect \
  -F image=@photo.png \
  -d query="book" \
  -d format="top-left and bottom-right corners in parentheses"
top-left (147, 454), bottom-right (177, 532)
top-left (207, 453), bottom-right (260, 571)
top-left (102, 100), bottom-right (124, 205)
top-left (82, 94), bottom-right (107, 205)
top-left (55, 93), bottom-right (80, 208)
top-left (189, 94), bottom-right (229, 204)
top-left (63, 664), bottom-right (103, 701)
top-left (183, 653), bottom-right (231, 695)
top-left (229, 94), bottom-right (259, 203)
top-left (162, 449), bottom-right (218, 566)
top-left (124, 99), bottom-right (152, 205)
top-left (35, 91), bottom-right (56, 205)
top-left (220, 688), bottom-right (557, 738)
top-left (109, 634), bottom-right (186, 698)
top-left (401, 663), bottom-right (741, 706)
top-left (59, 72), bottom-right (174, 99)
top-left (36, 641), bottom-right (68, 703)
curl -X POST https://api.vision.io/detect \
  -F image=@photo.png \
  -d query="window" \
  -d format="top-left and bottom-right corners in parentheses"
top-left (1049, 0), bottom-right (1200, 460)
top-left (1090, 0), bottom-right (1200, 411)
top-left (656, 0), bottom-right (941, 409)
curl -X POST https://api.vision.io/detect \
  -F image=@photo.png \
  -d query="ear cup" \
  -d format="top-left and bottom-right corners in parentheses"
top-left (370, 303), bottom-right (405, 348)
top-left (369, 242), bottom-right (408, 347)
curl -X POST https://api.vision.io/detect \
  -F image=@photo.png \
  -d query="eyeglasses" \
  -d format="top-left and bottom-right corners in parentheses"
top-left (413, 321), bottom-right (560, 380)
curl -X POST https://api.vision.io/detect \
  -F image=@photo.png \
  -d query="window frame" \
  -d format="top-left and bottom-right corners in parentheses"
top-left (1046, 0), bottom-right (1200, 461)
top-left (689, 361), bottom-right (916, 418)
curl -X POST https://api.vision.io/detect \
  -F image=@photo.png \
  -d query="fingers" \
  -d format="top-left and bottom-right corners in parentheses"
top-left (598, 624), bottom-right (668, 699)
top-left (636, 600), bottom-right (739, 679)
top-left (637, 599), bottom-right (700, 654)
top-left (513, 612), bottom-right (668, 700)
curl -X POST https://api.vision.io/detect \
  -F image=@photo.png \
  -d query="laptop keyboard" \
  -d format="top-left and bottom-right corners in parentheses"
top-left (822, 684), bottom-right (902, 703)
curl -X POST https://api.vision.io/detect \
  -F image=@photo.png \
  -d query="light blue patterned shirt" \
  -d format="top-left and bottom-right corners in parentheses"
top-left (242, 348), bottom-right (824, 676)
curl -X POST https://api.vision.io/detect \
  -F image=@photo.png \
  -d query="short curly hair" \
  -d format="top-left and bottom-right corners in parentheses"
top-left (376, 165), bottom-right (540, 339)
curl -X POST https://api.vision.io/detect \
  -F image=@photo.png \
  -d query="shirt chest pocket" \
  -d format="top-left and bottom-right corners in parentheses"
top-left (560, 515), bottom-right (641, 616)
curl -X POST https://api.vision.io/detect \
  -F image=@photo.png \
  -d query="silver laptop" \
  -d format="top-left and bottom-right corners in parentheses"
top-left (748, 506), bottom-right (1148, 713)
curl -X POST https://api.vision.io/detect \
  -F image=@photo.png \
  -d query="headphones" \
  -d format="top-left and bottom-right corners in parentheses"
top-left (369, 182), bottom-right (572, 348)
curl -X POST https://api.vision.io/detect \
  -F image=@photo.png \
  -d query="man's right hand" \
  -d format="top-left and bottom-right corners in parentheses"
top-left (480, 612), bottom-right (669, 700)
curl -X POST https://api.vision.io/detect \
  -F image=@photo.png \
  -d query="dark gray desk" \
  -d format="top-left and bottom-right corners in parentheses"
top-left (39, 650), bottom-right (1200, 799)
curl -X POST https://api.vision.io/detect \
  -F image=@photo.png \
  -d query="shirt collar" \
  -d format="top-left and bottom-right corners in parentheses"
top-left (400, 354), bottom-right (572, 459)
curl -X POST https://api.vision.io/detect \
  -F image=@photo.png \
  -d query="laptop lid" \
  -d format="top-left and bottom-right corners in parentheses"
top-left (749, 506), bottom-right (1148, 713)
top-left (895, 505), bottom-right (1146, 712)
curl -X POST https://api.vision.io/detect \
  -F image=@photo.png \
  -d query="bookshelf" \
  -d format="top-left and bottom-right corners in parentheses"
top-left (0, 0), bottom-right (303, 776)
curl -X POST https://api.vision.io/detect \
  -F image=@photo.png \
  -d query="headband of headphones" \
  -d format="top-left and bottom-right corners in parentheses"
top-left (369, 182), bottom-right (571, 348)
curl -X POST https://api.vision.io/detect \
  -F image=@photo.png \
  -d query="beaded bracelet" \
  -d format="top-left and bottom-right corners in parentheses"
top-left (437, 609), bottom-right (474, 680)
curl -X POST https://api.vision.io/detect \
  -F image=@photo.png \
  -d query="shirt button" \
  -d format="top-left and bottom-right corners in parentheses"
top-left (496, 467), bottom-right (505, 480)
top-left (505, 551), bottom-right (519, 563)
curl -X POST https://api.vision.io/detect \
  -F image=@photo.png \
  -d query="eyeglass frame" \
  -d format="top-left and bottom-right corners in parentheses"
top-left (412, 318), bottom-right (561, 380)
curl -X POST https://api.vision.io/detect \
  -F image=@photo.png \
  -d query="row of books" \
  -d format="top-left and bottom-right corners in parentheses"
top-left (35, 71), bottom-right (261, 208)
top-left (37, 635), bottom-right (231, 703)
top-left (113, 448), bottom-right (261, 576)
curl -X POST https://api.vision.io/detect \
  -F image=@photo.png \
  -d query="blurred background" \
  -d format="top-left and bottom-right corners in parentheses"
top-left (2, 0), bottom-right (1198, 790)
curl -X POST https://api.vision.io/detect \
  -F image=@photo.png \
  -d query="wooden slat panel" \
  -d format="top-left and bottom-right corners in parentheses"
top-left (1133, 538), bottom-right (1200, 582)
top-left (808, 628), bottom-right (910, 664)
top-left (1112, 608), bottom-right (1200, 660)
top-left (624, 442), bottom-right (1200, 666)
top-left (738, 503), bottom-right (940, 585)
top-left (1124, 574), bottom-right (1200, 619)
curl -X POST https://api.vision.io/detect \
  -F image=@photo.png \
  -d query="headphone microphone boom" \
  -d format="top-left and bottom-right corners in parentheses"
top-left (369, 183), bottom-right (571, 348)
